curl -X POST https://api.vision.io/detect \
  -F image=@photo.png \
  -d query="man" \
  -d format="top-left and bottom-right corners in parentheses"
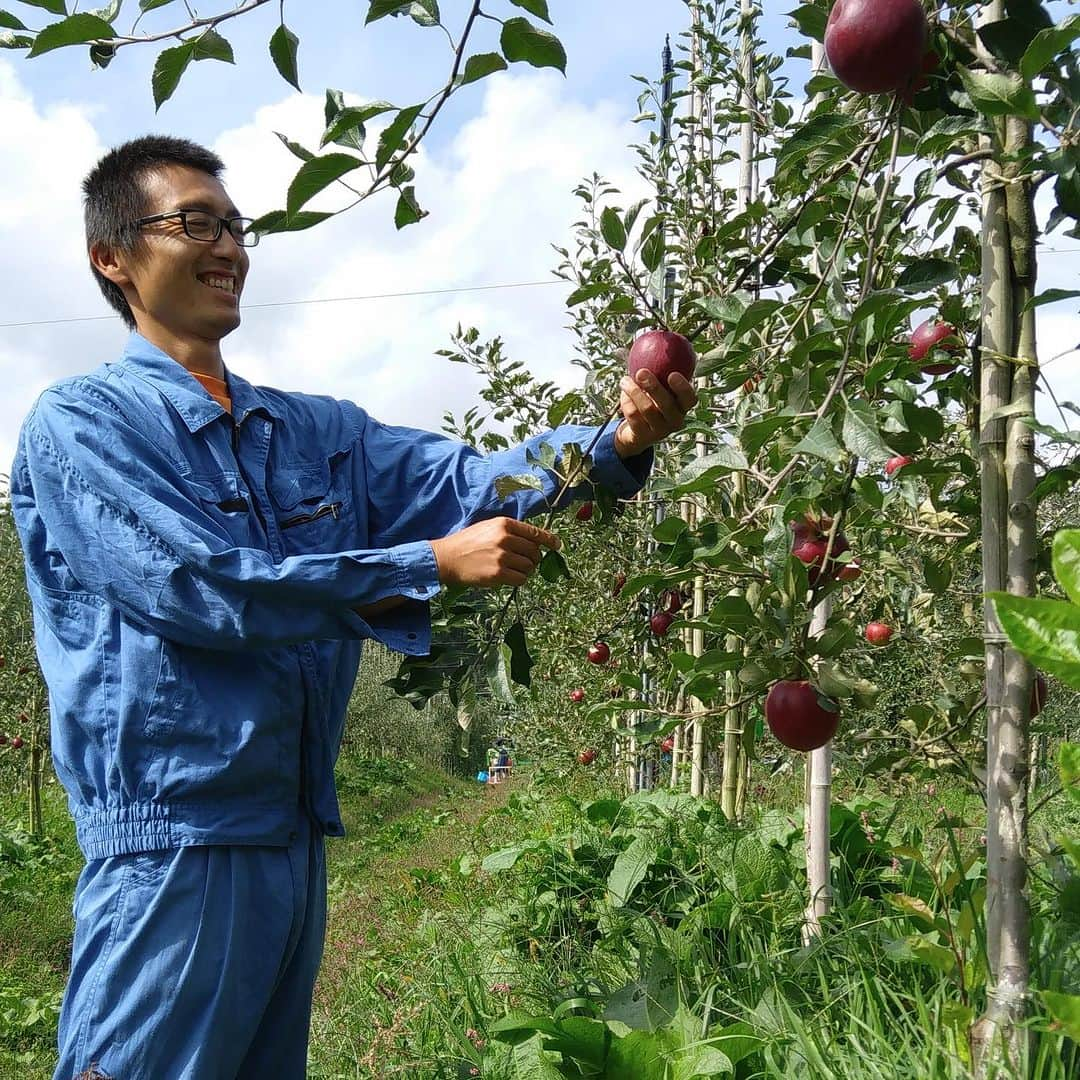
top-left (10, 135), bottom-right (696, 1079)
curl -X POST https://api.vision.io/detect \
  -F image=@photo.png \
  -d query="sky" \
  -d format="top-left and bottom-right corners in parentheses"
top-left (0, 0), bottom-right (1077, 477)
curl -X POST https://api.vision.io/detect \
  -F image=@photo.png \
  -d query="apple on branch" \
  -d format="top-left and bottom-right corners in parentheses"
top-left (909, 319), bottom-right (963, 375)
top-left (824, 0), bottom-right (928, 95)
top-left (765, 680), bottom-right (840, 752)
top-left (587, 641), bottom-right (610, 665)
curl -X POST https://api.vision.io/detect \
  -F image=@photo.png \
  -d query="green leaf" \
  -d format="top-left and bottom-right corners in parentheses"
top-left (376, 103), bottom-right (422, 171)
top-left (459, 51), bottom-right (506, 86)
top-left (485, 642), bottom-right (516, 707)
top-left (956, 67), bottom-right (1040, 120)
top-left (249, 209), bottom-right (333, 235)
top-left (991, 593), bottom-right (1080, 690)
top-left (509, 0), bottom-right (551, 23)
top-left (20, 0), bottom-right (66, 14)
top-left (1041, 990), bottom-right (1080, 1042)
top-left (1054, 530), bottom-right (1080, 606)
top-left (365, 0), bottom-right (411, 22)
top-left (538, 549), bottom-right (570, 583)
top-left (547, 391), bottom-right (581, 427)
top-left (504, 620), bottom-right (534, 688)
top-left (286, 152), bottom-right (363, 217)
top-left (851, 289), bottom-right (904, 326)
top-left (600, 206), bottom-right (627, 251)
top-left (139, 0), bottom-right (175, 10)
top-left (27, 12), bottom-right (114, 57)
top-left (481, 842), bottom-right (541, 873)
top-left (393, 185), bottom-right (425, 229)
top-left (0, 11), bottom-right (27, 30)
top-left (151, 41), bottom-right (195, 110)
top-left (494, 473), bottom-right (545, 499)
top-left (776, 114), bottom-right (856, 171)
top-left (896, 258), bottom-right (957, 292)
top-left (1021, 17), bottom-right (1080, 80)
top-left (734, 299), bottom-right (780, 339)
top-left (269, 23), bottom-right (300, 91)
top-left (500, 16), bottom-right (566, 73)
top-left (640, 228), bottom-right (664, 272)
top-left (792, 416), bottom-right (844, 464)
top-left (1021, 288), bottom-right (1080, 312)
top-left (607, 834), bottom-right (656, 905)
top-left (788, 3), bottom-right (827, 42)
top-left (843, 400), bottom-right (892, 464)
top-left (604, 955), bottom-right (677, 1033)
top-left (0, 29), bottom-right (32, 47)
top-left (405, 0), bottom-right (440, 27)
top-left (673, 446), bottom-right (749, 486)
top-left (192, 28), bottom-right (234, 64)
top-left (274, 131), bottom-right (314, 162)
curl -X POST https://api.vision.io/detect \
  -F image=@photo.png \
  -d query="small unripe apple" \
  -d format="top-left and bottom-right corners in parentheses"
top-left (909, 319), bottom-right (962, 373)
top-left (569, 688), bottom-right (586, 703)
top-left (612, 573), bottom-right (627, 597)
top-left (765, 680), bottom-right (840, 752)
top-left (578, 748), bottom-right (597, 765)
top-left (825, 0), bottom-right (928, 94)
top-left (576, 502), bottom-right (594, 522)
top-left (838, 560), bottom-right (862, 582)
top-left (628, 330), bottom-right (697, 390)
top-left (650, 611), bottom-right (675, 637)
top-left (865, 622), bottom-right (893, 645)
top-left (587, 642), bottom-right (610, 665)
top-left (1030, 672), bottom-right (1048, 718)
top-left (661, 736), bottom-right (675, 753)
top-left (884, 455), bottom-right (913, 478)
top-left (10, 736), bottom-right (24, 750)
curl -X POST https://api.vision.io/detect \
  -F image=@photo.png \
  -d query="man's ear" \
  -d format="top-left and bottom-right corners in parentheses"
top-left (89, 241), bottom-right (135, 289)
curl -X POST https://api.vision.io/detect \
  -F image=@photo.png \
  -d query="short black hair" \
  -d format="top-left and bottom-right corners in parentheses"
top-left (83, 135), bottom-right (225, 329)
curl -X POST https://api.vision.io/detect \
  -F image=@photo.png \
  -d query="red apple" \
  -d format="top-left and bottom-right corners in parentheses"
top-left (824, 0), bottom-right (928, 94)
top-left (884, 455), bottom-right (913, 478)
top-left (576, 501), bottom-right (594, 522)
top-left (10, 736), bottom-right (24, 750)
top-left (791, 517), bottom-right (849, 586)
top-left (587, 642), bottom-right (610, 665)
top-left (569, 688), bottom-right (586, 703)
top-left (662, 589), bottom-right (684, 614)
top-left (909, 319), bottom-right (962, 373)
top-left (661, 736), bottom-right (675, 753)
top-left (1031, 672), bottom-right (1048, 718)
top-left (838, 560), bottom-right (862, 582)
top-left (650, 611), bottom-right (675, 637)
top-left (627, 330), bottom-right (697, 390)
top-left (765, 680), bottom-right (840, 752)
top-left (578, 749), bottom-right (597, 765)
top-left (612, 573), bottom-right (627, 597)
top-left (865, 622), bottom-right (893, 645)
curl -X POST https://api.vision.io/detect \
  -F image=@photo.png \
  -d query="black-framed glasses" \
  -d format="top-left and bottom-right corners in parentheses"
top-left (135, 210), bottom-right (260, 248)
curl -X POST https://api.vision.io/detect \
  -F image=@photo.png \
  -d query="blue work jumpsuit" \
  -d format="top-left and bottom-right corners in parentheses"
top-left (9, 333), bottom-right (652, 1079)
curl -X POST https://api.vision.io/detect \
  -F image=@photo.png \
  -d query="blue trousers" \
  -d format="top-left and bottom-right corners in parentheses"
top-left (54, 809), bottom-right (326, 1080)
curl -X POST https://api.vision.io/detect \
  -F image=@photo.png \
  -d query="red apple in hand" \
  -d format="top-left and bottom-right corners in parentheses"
top-left (569, 688), bottom-right (586, 703)
top-left (884, 455), bottom-right (913, 478)
top-left (628, 330), bottom-right (697, 390)
top-left (578, 749), bottom-right (597, 765)
top-left (587, 642), bottom-right (610, 665)
top-left (650, 611), bottom-right (675, 637)
top-left (909, 319), bottom-right (962, 374)
top-left (825, 0), bottom-right (928, 94)
top-left (576, 502), bottom-right (594, 522)
top-left (765, 680), bottom-right (840, 752)
top-left (865, 622), bottom-right (893, 645)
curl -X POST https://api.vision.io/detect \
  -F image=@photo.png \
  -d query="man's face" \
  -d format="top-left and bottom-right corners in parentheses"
top-left (120, 164), bottom-right (250, 346)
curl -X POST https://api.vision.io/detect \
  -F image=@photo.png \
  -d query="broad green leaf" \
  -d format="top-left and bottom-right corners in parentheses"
top-left (640, 228), bottom-right (665, 272)
top-left (991, 593), bottom-right (1080, 690)
top-left (27, 12), bottom-right (114, 57)
top-left (151, 41), bottom-right (195, 110)
top-left (366, 0), bottom-right (411, 22)
top-left (509, 1034), bottom-right (565, 1078)
top-left (775, 114), bottom-right (856, 172)
top-left (1041, 990), bottom-right (1080, 1042)
top-left (275, 131), bottom-right (314, 162)
top-left (740, 414), bottom-right (792, 458)
top-left (393, 185), bottom-right (424, 229)
top-left (504, 620), bottom-right (534, 688)
top-left (249, 209), bottom-right (333, 235)
top-left (320, 106), bottom-right (371, 149)
top-left (405, 0), bottom-right (439, 28)
top-left (192, 28), bottom-right (234, 64)
top-left (733, 298), bottom-right (780, 339)
top-left (843, 399), bottom-right (892, 464)
top-left (850, 289), bottom-right (904, 325)
top-left (607, 834), bottom-right (656, 905)
top-left (538, 549), bottom-right (570, 583)
top-left (269, 23), bottom-right (300, 91)
top-left (547, 391), bottom-right (581, 427)
top-left (460, 51), bottom-right (506, 86)
top-left (20, 0), bottom-right (66, 14)
top-left (916, 115), bottom-right (982, 157)
top-left (1021, 17), bottom-right (1080, 80)
top-left (792, 416), bottom-right (843, 464)
top-left (0, 11), bottom-right (27, 30)
top-left (788, 2), bottom-right (827, 41)
top-left (494, 472), bottom-right (545, 499)
top-left (957, 66), bottom-right (1039, 120)
top-left (509, 0), bottom-right (551, 24)
top-left (896, 258), bottom-right (957, 292)
top-left (140, 0), bottom-right (175, 9)
top-left (481, 842), bottom-right (541, 873)
top-left (376, 103), bottom-right (423, 171)
top-left (600, 206), bottom-right (627, 251)
top-left (1021, 288), bottom-right (1080, 312)
top-left (286, 153), bottom-right (363, 216)
top-left (486, 642), bottom-right (516, 707)
top-left (500, 16), bottom-right (566, 73)
top-left (889, 892), bottom-right (940, 928)
top-left (0, 29), bottom-right (33, 47)
top-left (1053, 530), bottom-right (1080, 606)
top-left (672, 1043), bottom-right (734, 1078)
top-left (673, 446), bottom-right (748, 486)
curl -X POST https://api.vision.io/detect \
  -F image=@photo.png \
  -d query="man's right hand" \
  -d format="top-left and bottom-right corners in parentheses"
top-left (430, 517), bottom-right (561, 588)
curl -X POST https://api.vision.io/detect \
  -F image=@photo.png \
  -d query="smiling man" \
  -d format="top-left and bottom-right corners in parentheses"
top-left (9, 135), bottom-right (696, 1079)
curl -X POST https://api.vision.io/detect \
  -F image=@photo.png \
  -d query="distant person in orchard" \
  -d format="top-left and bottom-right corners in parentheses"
top-left (9, 135), bottom-right (696, 1079)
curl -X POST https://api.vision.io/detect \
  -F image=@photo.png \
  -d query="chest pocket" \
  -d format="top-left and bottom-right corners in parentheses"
top-left (186, 472), bottom-right (258, 546)
top-left (270, 451), bottom-right (353, 553)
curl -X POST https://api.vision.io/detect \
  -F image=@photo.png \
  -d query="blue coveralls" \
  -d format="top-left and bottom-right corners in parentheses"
top-left (10, 333), bottom-right (651, 1079)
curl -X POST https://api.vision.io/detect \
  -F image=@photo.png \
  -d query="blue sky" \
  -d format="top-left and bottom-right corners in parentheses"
top-left (0, 1), bottom-right (1076, 474)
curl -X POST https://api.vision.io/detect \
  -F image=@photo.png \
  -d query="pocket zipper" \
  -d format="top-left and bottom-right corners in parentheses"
top-left (281, 501), bottom-right (342, 530)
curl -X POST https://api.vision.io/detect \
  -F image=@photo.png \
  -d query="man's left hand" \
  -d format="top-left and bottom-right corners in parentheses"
top-left (613, 369), bottom-right (698, 459)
